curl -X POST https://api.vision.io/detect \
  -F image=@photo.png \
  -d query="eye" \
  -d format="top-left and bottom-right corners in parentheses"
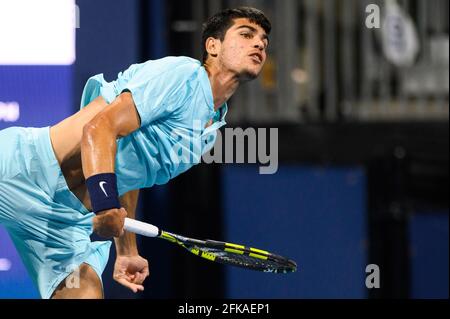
top-left (241, 33), bottom-right (253, 39)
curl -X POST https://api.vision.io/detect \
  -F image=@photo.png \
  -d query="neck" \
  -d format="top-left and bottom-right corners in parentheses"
top-left (204, 60), bottom-right (240, 111)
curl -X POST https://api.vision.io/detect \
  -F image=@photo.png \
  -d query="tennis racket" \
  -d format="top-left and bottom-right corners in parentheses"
top-left (124, 218), bottom-right (297, 274)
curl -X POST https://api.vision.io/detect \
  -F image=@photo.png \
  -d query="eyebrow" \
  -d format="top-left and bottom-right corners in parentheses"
top-left (236, 25), bottom-right (269, 42)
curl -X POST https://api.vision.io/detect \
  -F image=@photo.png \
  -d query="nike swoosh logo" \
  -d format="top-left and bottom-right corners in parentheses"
top-left (99, 181), bottom-right (108, 197)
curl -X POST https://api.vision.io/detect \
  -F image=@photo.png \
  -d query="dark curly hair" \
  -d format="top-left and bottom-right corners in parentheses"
top-left (201, 7), bottom-right (272, 63)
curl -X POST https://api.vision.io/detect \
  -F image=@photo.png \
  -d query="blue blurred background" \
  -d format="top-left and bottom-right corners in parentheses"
top-left (0, 0), bottom-right (448, 299)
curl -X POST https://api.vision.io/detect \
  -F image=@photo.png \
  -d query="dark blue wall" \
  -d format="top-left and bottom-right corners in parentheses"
top-left (222, 165), bottom-right (368, 298)
top-left (0, 228), bottom-right (39, 298)
top-left (0, 66), bottom-right (73, 129)
top-left (410, 212), bottom-right (449, 298)
top-left (74, 0), bottom-right (140, 112)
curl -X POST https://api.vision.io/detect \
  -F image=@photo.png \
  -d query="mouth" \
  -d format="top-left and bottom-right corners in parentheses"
top-left (249, 53), bottom-right (263, 64)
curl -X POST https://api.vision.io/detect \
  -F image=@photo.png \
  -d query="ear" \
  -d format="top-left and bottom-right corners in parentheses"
top-left (205, 37), bottom-right (220, 58)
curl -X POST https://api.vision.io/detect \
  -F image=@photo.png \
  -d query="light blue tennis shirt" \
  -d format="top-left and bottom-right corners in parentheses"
top-left (80, 56), bottom-right (228, 195)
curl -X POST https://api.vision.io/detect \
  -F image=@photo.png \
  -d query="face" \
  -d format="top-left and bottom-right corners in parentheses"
top-left (209, 18), bottom-right (269, 80)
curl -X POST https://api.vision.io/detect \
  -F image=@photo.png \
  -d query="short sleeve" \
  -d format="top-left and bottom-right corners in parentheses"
top-left (123, 59), bottom-right (200, 127)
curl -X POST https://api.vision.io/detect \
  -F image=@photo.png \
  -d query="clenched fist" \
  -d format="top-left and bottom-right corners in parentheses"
top-left (114, 255), bottom-right (150, 293)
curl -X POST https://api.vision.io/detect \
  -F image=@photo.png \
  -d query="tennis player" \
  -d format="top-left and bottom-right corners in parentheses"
top-left (0, 7), bottom-right (270, 299)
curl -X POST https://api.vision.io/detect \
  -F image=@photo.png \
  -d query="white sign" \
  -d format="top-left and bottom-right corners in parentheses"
top-left (0, 258), bottom-right (12, 271)
top-left (0, 0), bottom-right (76, 65)
top-left (0, 102), bottom-right (20, 122)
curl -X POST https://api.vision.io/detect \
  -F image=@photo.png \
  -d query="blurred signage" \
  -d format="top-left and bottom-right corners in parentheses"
top-left (0, 0), bottom-right (76, 65)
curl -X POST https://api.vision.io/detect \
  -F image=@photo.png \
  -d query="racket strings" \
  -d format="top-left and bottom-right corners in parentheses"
top-left (197, 246), bottom-right (295, 273)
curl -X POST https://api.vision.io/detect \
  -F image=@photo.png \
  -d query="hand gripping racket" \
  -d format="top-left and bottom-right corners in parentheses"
top-left (124, 218), bottom-right (297, 274)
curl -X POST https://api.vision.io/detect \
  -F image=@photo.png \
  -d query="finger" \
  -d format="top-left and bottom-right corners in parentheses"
top-left (133, 273), bottom-right (146, 285)
top-left (127, 272), bottom-right (139, 283)
top-left (132, 271), bottom-right (149, 285)
top-left (117, 272), bottom-right (139, 285)
top-left (114, 273), bottom-right (133, 282)
top-left (136, 285), bottom-right (144, 292)
top-left (116, 278), bottom-right (144, 293)
top-left (120, 208), bottom-right (128, 217)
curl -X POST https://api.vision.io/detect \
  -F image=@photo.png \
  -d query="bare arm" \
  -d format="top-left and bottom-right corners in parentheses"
top-left (82, 92), bottom-right (141, 238)
top-left (81, 92), bottom-right (140, 177)
top-left (113, 189), bottom-right (150, 293)
top-left (115, 189), bottom-right (140, 255)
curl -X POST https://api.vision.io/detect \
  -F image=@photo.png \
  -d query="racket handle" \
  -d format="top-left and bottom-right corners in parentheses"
top-left (124, 218), bottom-right (160, 238)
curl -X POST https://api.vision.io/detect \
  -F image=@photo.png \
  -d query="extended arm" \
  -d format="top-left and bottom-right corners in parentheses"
top-left (113, 189), bottom-right (150, 293)
top-left (82, 92), bottom-right (141, 238)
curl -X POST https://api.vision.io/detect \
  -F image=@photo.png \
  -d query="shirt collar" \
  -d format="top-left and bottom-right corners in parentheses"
top-left (199, 65), bottom-right (228, 131)
top-left (199, 65), bottom-right (215, 118)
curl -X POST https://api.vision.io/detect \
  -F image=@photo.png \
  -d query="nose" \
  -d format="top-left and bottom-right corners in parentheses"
top-left (253, 38), bottom-right (265, 51)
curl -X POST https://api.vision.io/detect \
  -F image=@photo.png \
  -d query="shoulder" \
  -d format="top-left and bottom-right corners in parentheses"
top-left (137, 56), bottom-right (202, 80)
top-left (150, 56), bottom-right (201, 69)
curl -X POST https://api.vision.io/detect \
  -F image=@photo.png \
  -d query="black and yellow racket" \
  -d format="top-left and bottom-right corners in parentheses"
top-left (124, 218), bottom-right (297, 274)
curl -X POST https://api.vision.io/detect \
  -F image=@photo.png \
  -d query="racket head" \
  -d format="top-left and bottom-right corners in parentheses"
top-left (160, 231), bottom-right (297, 273)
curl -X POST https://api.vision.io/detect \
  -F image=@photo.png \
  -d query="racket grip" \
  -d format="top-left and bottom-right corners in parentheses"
top-left (124, 218), bottom-right (160, 238)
